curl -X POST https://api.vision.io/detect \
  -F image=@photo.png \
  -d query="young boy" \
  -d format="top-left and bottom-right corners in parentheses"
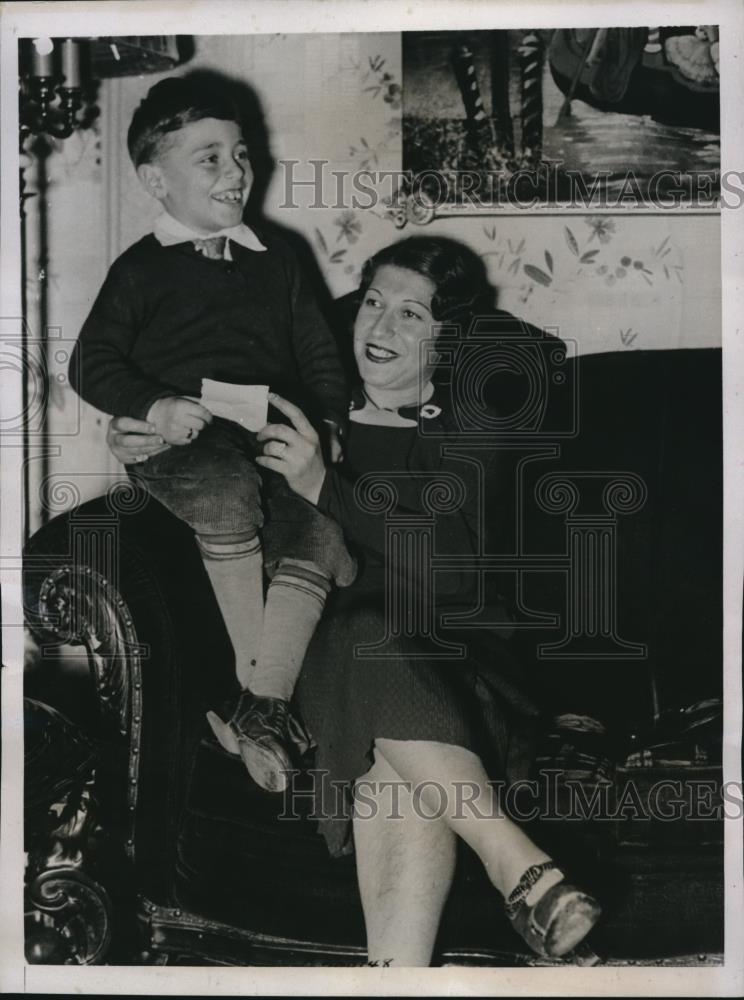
top-left (70, 77), bottom-right (355, 793)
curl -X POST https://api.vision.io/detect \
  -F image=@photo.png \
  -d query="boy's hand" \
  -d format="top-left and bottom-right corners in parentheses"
top-left (323, 420), bottom-right (344, 464)
top-left (107, 416), bottom-right (169, 464)
top-left (147, 396), bottom-right (213, 445)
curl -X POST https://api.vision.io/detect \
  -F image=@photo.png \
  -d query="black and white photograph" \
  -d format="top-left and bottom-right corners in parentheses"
top-left (0, 1), bottom-right (742, 995)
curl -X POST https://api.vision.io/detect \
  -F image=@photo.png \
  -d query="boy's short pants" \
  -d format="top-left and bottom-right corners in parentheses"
top-left (131, 416), bottom-right (356, 586)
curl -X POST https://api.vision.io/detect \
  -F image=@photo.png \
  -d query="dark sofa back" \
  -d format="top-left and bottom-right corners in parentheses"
top-left (512, 347), bottom-right (722, 731)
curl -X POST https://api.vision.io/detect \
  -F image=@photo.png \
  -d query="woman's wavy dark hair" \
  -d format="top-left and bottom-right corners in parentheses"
top-left (358, 236), bottom-right (493, 332)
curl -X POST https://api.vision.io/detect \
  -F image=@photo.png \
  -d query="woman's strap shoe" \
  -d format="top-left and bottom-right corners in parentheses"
top-left (506, 862), bottom-right (601, 959)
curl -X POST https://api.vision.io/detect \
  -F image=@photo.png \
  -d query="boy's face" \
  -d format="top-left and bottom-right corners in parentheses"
top-left (138, 117), bottom-right (252, 235)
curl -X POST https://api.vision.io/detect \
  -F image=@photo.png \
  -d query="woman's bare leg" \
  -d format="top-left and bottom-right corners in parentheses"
top-left (375, 738), bottom-right (563, 902)
top-left (353, 749), bottom-right (456, 967)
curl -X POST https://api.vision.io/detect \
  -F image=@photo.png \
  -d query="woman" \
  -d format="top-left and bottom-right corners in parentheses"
top-left (108, 235), bottom-right (600, 967)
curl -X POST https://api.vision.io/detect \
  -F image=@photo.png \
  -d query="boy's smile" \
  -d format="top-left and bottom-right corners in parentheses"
top-left (139, 117), bottom-right (252, 236)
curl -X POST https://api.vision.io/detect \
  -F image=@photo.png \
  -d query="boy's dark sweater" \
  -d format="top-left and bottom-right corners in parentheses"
top-left (70, 230), bottom-right (347, 426)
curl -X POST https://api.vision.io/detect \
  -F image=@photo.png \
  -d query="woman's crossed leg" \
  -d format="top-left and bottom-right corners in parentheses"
top-left (353, 738), bottom-right (598, 967)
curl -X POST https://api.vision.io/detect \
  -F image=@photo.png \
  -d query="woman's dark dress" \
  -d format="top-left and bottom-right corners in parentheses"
top-left (294, 398), bottom-right (540, 857)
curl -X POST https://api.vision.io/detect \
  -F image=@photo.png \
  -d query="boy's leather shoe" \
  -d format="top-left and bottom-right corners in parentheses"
top-left (234, 693), bottom-right (293, 793)
top-left (207, 692), bottom-right (309, 793)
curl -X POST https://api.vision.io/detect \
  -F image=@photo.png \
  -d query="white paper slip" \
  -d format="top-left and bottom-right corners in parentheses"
top-left (200, 380), bottom-right (269, 432)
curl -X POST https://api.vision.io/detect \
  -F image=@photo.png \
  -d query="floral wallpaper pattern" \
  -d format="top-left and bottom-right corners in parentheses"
top-left (517, 218), bottom-right (683, 292)
top-left (473, 213), bottom-right (707, 355)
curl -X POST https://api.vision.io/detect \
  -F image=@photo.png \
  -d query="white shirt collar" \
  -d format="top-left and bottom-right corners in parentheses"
top-left (153, 211), bottom-right (266, 255)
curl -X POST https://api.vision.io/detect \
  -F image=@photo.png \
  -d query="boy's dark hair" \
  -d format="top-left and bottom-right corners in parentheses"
top-left (127, 76), bottom-right (240, 167)
top-left (358, 236), bottom-right (493, 330)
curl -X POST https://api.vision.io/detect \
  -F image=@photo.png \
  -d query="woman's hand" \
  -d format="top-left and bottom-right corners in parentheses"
top-left (256, 393), bottom-right (327, 504)
top-left (106, 416), bottom-right (170, 465)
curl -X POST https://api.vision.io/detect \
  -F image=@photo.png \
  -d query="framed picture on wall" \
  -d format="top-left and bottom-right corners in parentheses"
top-left (400, 27), bottom-right (721, 215)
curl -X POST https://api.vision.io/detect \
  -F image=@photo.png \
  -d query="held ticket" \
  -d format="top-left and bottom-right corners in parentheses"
top-left (200, 379), bottom-right (269, 431)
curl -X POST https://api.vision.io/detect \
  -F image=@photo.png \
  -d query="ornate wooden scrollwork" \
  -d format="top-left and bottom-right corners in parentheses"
top-left (138, 898), bottom-right (368, 967)
top-left (37, 565), bottom-right (136, 736)
top-left (34, 563), bottom-right (144, 861)
top-left (24, 700), bottom-right (113, 964)
top-left (136, 898), bottom-right (582, 967)
top-left (25, 556), bottom-right (148, 963)
top-left (26, 866), bottom-right (113, 965)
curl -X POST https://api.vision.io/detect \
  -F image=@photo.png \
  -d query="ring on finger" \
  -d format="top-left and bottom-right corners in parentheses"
top-left (186, 428), bottom-right (195, 441)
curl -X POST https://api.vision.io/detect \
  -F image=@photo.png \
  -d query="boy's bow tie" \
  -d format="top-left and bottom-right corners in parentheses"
top-left (193, 235), bottom-right (227, 259)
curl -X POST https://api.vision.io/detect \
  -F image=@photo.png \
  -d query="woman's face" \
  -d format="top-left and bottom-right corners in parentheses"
top-left (353, 264), bottom-right (438, 394)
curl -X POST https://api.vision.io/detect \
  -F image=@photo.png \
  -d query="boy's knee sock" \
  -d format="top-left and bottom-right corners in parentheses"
top-left (250, 560), bottom-right (331, 701)
top-left (197, 533), bottom-right (264, 690)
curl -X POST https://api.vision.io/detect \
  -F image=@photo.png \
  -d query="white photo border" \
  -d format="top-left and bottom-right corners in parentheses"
top-left (1, 1), bottom-right (742, 995)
